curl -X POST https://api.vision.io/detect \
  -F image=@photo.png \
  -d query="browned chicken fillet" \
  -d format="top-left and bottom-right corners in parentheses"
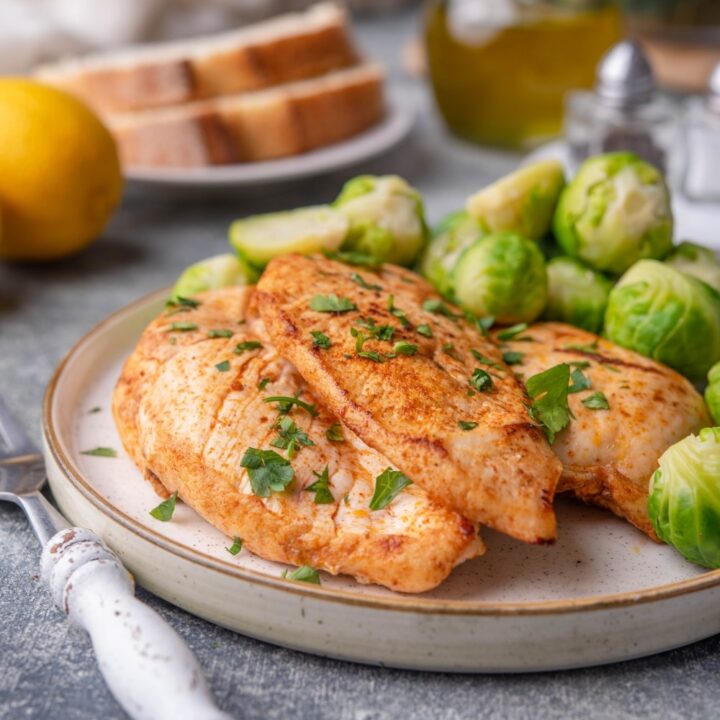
top-left (113, 286), bottom-right (482, 593)
top-left (502, 322), bottom-right (711, 538)
top-left (256, 254), bottom-right (562, 543)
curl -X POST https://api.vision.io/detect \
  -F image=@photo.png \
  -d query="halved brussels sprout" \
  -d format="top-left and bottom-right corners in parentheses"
top-left (333, 175), bottom-right (428, 266)
top-left (171, 253), bottom-right (258, 300)
top-left (648, 427), bottom-right (720, 569)
top-left (705, 362), bottom-right (720, 425)
top-left (451, 231), bottom-right (547, 324)
top-left (418, 210), bottom-right (484, 296)
top-left (229, 206), bottom-right (348, 268)
top-left (466, 160), bottom-right (565, 241)
top-left (542, 257), bottom-right (613, 333)
top-left (604, 259), bottom-right (720, 381)
top-left (664, 241), bottom-right (720, 293)
top-left (553, 152), bottom-right (673, 275)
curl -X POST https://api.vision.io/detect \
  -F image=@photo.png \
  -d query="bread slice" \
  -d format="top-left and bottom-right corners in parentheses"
top-left (109, 63), bottom-right (385, 169)
top-left (35, 3), bottom-right (358, 115)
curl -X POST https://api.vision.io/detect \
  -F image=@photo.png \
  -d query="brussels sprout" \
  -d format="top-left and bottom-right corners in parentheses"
top-left (705, 362), bottom-right (720, 425)
top-left (604, 259), bottom-right (720, 381)
top-left (333, 175), bottom-right (428, 266)
top-left (451, 232), bottom-right (547, 324)
top-left (466, 160), bottom-right (565, 241)
top-left (229, 206), bottom-right (348, 268)
top-left (418, 210), bottom-right (484, 296)
top-left (542, 257), bottom-right (613, 333)
top-left (648, 427), bottom-right (720, 569)
top-left (664, 241), bottom-right (720, 293)
top-left (553, 152), bottom-right (673, 275)
top-left (171, 253), bottom-right (258, 300)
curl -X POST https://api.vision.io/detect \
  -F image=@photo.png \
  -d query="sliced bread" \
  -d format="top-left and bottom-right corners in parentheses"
top-left (109, 63), bottom-right (385, 168)
top-left (35, 3), bottom-right (358, 115)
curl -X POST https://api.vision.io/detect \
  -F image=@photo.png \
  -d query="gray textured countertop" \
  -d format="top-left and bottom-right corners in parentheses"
top-left (1, 9), bottom-right (719, 720)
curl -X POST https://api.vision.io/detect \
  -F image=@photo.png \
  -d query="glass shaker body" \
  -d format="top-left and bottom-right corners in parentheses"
top-left (682, 97), bottom-right (720, 203)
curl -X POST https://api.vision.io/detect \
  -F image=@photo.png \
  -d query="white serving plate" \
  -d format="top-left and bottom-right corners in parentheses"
top-left (124, 100), bottom-right (415, 194)
top-left (42, 290), bottom-right (720, 673)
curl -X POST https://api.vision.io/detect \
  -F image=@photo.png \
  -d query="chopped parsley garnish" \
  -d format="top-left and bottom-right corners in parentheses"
top-left (208, 329), bottom-right (233, 338)
top-left (476, 315), bottom-right (495, 336)
top-left (263, 394), bottom-right (318, 417)
top-left (394, 341), bottom-right (418, 356)
top-left (356, 317), bottom-right (395, 341)
top-left (502, 351), bottom-right (524, 365)
top-left (458, 420), bottom-right (478, 431)
top-left (88, 406), bottom-right (102, 414)
top-left (470, 368), bottom-right (494, 392)
top-left (582, 391), bottom-right (610, 410)
top-left (358, 350), bottom-right (386, 363)
top-left (165, 296), bottom-right (200, 315)
top-left (215, 360), bottom-right (231, 372)
top-left (470, 349), bottom-right (503, 369)
top-left (423, 298), bottom-right (461, 319)
top-left (569, 360), bottom-right (591, 369)
top-left (81, 447), bottom-right (117, 458)
top-left (310, 331), bottom-right (332, 349)
top-left (309, 294), bottom-right (357, 313)
top-left (564, 341), bottom-right (599, 353)
top-left (324, 249), bottom-right (382, 269)
top-left (234, 340), bottom-right (262, 354)
top-left (305, 465), bottom-right (334, 504)
top-left (442, 342), bottom-right (460, 360)
top-left (283, 565), bottom-right (321, 584)
top-left (387, 294), bottom-right (411, 327)
top-left (568, 368), bottom-right (592, 394)
top-left (226, 537), bottom-right (243, 555)
top-left (149, 491), bottom-right (178, 521)
top-left (525, 364), bottom-right (573, 444)
top-left (350, 272), bottom-right (382, 291)
top-left (416, 324), bottom-right (433, 338)
top-left (240, 448), bottom-right (294, 497)
top-left (258, 378), bottom-right (271, 390)
top-left (369, 467), bottom-right (413, 511)
top-left (166, 321), bottom-right (197, 333)
top-left (270, 416), bottom-right (314, 459)
top-left (325, 422), bottom-right (345, 442)
top-left (497, 323), bottom-right (528, 341)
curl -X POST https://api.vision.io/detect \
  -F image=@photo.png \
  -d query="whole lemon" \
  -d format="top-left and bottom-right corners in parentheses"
top-left (0, 79), bottom-right (123, 261)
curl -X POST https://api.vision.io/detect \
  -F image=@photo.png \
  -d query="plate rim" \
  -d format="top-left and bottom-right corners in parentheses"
top-left (43, 288), bottom-right (720, 617)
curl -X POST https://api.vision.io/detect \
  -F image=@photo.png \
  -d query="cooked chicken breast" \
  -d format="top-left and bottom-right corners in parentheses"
top-left (256, 254), bottom-right (562, 543)
top-left (113, 286), bottom-right (481, 593)
top-left (501, 322), bottom-right (711, 538)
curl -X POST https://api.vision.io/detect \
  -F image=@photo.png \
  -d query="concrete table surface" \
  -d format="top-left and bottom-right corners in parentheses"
top-left (1, 8), bottom-right (718, 720)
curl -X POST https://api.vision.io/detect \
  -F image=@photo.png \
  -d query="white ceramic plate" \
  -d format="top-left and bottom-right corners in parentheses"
top-left (42, 290), bottom-right (720, 672)
top-left (124, 100), bottom-right (415, 194)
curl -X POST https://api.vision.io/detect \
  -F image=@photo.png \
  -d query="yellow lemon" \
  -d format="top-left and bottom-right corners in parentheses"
top-left (0, 79), bottom-right (123, 261)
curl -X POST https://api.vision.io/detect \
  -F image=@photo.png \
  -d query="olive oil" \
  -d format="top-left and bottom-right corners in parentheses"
top-left (425, 1), bottom-right (622, 149)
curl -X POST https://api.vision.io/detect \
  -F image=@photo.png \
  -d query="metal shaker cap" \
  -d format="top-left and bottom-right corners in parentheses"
top-left (595, 40), bottom-right (655, 107)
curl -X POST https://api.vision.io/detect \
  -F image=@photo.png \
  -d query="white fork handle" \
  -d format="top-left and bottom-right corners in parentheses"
top-left (41, 528), bottom-right (232, 720)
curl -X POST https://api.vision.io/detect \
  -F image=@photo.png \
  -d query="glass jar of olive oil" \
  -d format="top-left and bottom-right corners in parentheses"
top-left (425, 0), bottom-right (623, 149)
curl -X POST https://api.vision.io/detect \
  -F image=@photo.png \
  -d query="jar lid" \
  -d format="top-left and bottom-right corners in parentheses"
top-left (595, 40), bottom-right (655, 108)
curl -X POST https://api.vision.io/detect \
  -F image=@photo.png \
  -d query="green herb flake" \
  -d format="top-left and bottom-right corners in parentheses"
top-left (470, 349), bottom-right (503, 369)
top-left (283, 565), bottom-right (321, 585)
top-left (416, 324), bottom-right (433, 338)
top-left (310, 330), bottom-right (332, 350)
top-left (470, 368), bottom-right (494, 392)
top-left (502, 351), bottom-right (524, 366)
top-left (208, 329), bottom-right (233, 338)
top-left (309, 294), bottom-right (357, 313)
top-left (358, 350), bottom-right (386, 363)
top-left (393, 341), bottom-right (418, 356)
top-left (458, 421), bottom-right (478, 431)
top-left (442, 342), bottom-right (460, 360)
top-left (258, 378), bottom-right (271, 390)
top-left (582, 391), bottom-right (610, 410)
top-left (423, 298), bottom-right (461, 320)
top-left (305, 465), bottom-right (334, 505)
top-left (263, 394), bottom-right (318, 417)
top-left (80, 447), bottom-right (117, 458)
top-left (369, 467), bottom-right (413, 511)
top-left (165, 296), bottom-right (201, 315)
top-left (497, 323), bottom-right (528, 341)
top-left (149, 491), bottom-right (178, 521)
top-left (324, 249), bottom-right (382, 269)
top-left (234, 340), bottom-right (262, 355)
top-left (226, 537), bottom-right (243, 556)
top-left (568, 367), bottom-right (592, 394)
top-left (563, 341), bottom-right (599, 353)
top-left (240, 448), bottom-right (294, 497)
top-left (215, 360), bottom-right (231, 372)
top-left (350, 272), bottom-right (382, 291)
top-left (88, 406), bottom-right (102, 414)
top-left (525, 364), bottom-right (574, 444)
top-left (325, 421), bottom-right (345, 443)
top-left (166, 322), bottom-right (198, 333)
top-left (569, 361), bottom-right (591, 369)
top-left (270, 416), bottom-right (314, 459)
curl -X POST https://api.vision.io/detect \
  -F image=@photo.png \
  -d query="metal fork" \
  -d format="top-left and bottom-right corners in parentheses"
top-left (0, 396), bottom-right (232, 720)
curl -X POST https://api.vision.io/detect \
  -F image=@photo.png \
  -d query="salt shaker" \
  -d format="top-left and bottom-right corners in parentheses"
top-left (682, 63), bottom-right (720, 203)
top-left (565, 40), bottom-right (679, 177)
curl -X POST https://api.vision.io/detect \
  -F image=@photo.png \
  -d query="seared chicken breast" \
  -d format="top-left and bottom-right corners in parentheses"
top-left (113, 287), bottom-right (481, 593)
top-left (503, 322), bottom-right (711, 537)
top-left (256, 254), bottom-right (562, 543)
